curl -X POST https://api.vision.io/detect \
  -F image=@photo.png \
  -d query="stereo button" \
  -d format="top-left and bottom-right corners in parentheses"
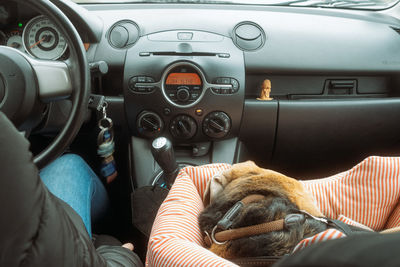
top-left (190, 93), bottom-right (200, 100)
top-left (212, 88), bottom-right (220, 94)
top-left (221, 78), bottom-right (230, 84)
top-left (137, 76), bottom-right (146, 83)
top-left (146, 77), bottom-right (155, 83)
top-left (231, 78), bottom-right (239, 91)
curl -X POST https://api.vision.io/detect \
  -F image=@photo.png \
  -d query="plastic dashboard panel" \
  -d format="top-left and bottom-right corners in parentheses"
top-left (270, 98), bottom-right (400, 177)
top-left (86, 3), bottom-right (400, 74)
top-left (79, 3), bottom-right (400, 176)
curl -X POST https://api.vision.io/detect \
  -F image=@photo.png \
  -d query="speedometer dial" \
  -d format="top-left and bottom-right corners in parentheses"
top-left (22, 16), bottom-right (67, 60)
top-left (6, 31), bottom-right (25, 52)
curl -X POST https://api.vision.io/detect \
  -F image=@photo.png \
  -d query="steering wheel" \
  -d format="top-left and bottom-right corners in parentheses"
top-left (0, 0), bottom-right (90, 169)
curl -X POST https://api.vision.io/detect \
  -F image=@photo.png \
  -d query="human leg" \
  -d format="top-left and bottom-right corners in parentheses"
top-left (40, 154), bottom-right (109, 236)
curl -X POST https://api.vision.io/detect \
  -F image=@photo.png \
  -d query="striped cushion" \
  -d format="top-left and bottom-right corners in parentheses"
top-left (147, 156), bottom-right (400, 266)
top-left (147, 164), bottom-right (236, 267)
top-left (301, 156), bottom-right (400, 231)
top-left (292, 228), bottom-right (346, 253)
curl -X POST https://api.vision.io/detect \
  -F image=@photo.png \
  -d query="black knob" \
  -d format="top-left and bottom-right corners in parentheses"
top-left (177, 120), bottom-right (190, 137)
top-left (209, 119), bottom-right (225, 132)
top-left (137, 111), bottom-right (164, 138)
top-left (151, 137), bottom-right (179, 185)
top-left (203, 111), bottom-right (231, 138)
top-left (177, 87), bottom-right (190, 102)
top-left (89, 61), bottom-right (108, 75)
top-left (170, 115), bottom-right (197, 139)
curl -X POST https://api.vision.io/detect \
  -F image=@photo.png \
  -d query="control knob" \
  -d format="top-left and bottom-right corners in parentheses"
top-left (170, 114), bottom-right (197, 139)
top-left (176, 86), bottom-right (190, 102)
top-left (136, 111), bottom-right (164, 138)
top-left (203, 111), bottom-right (231, 138)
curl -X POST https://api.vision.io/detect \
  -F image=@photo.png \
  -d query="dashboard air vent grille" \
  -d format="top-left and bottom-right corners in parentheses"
top-left (108, 20), bottom-right (140, 49)
top-left (233, 22), bottom-right (265, 51)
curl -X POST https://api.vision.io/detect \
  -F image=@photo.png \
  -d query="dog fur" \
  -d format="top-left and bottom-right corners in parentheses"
top-left (198, 161), bottom-right (327, 259)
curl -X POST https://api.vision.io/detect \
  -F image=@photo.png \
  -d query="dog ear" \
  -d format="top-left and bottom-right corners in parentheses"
top-left (203, 161), bottom-right (261, 206)
top-left (203, 172), bottom-right (229, 207)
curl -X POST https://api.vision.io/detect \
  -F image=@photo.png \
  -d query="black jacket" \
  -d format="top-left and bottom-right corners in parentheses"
top-left (274, 232), bottom-right (400, 267)
top-left (0, 112), bottom-right (143, 267)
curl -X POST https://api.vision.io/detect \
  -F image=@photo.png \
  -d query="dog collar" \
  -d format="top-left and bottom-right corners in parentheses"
top-left (203, 194), bottom-right (328, 247)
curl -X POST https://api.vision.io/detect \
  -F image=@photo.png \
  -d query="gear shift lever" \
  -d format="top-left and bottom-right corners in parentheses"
top-left (151, 137), bottom-right (179, 187)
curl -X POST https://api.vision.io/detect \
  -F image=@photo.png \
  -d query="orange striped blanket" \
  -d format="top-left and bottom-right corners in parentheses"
top-left (147, 156), bottom-right (400, 266)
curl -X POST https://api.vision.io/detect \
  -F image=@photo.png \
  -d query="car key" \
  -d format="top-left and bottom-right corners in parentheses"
top-left (97, 102), bottom-right (118, 184)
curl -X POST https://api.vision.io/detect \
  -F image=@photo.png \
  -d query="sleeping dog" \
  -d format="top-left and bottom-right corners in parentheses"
top-left (198, 161), bottom-right (328, 259)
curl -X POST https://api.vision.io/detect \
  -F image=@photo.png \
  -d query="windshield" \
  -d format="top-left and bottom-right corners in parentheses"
top-left (72, 0), bottom-right (399, 10)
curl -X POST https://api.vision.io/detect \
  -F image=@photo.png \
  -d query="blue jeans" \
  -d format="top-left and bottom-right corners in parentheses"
top-left (40, 154), bottom-right (109, 236)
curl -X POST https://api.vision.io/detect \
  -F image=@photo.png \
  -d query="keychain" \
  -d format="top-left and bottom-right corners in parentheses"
top-left (97, 102), bottom-right (118, 184)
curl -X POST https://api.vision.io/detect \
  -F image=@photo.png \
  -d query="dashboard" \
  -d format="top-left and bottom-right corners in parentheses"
top-left (84, 3), bottom-right (400, 148)
top-left (80, 2), bottom-right (400, 177)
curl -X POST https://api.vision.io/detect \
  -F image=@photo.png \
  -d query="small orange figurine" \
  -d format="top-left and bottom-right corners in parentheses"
top-left (257, 79), bottom-right (273, 100)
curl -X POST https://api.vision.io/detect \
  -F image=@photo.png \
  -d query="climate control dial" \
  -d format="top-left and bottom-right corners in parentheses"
top-left (203, 111), bottom-right (231, 138)
top-left (170, 114), bottom-right (197, 140)
top-left (136, 111), bottom-right (164, 138)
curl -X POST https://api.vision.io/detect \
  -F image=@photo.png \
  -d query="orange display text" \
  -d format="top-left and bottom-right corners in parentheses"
top-left (166, 73), bottom-right (201, 85)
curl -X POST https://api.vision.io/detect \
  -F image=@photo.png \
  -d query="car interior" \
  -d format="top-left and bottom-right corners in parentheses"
top-left (2, 0), bottom-right (400, 264)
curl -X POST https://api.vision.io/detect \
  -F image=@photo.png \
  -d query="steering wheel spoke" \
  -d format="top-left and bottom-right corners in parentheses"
top-left (30, 58), bottom-right (73, 102)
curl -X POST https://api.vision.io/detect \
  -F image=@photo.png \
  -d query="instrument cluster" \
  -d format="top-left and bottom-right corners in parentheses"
top-left (0, 15), bottom-right (68, 60)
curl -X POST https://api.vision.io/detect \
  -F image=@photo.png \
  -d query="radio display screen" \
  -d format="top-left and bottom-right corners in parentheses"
top-left (165, 73), bottom-right (201, 85)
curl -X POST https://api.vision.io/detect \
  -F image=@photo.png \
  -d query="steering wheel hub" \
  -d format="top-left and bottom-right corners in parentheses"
top-left (0, 47), bottom-right (38, 128)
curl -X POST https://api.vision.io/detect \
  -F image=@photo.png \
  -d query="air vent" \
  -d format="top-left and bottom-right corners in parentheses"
top-left (233, 22), bottom-right (265, 51)
top-left (108, 20), bottom-right (140, 49)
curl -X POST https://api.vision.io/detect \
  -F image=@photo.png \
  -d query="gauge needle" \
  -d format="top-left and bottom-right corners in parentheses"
top-left (29, 37), bottom-right (45, 49)
top-left (11, 42), bottom-right (21, 49)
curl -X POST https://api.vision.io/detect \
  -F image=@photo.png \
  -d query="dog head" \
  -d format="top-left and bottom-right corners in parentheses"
top-left (199, 161), bottom-right (326, 259)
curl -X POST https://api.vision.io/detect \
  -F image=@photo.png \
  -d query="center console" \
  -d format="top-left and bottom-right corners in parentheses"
top-left (123, 30), bottom-right (245, 187)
